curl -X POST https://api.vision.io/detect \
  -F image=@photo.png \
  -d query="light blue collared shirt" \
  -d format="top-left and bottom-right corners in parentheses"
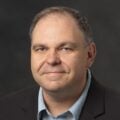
top-left (38, 70), bottom-right (91, 120)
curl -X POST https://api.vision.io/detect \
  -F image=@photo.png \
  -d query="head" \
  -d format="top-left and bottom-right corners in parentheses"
top-left (29, 6), bottom-right (93, 42)
top-left (30, 6), bottom-right (96, 97)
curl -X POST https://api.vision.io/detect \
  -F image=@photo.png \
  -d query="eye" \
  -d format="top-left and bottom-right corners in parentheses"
top-left (61, 47), bottom-right (73, 52)
top-left (37, 47), bottom-right (46, 51)
top-left (32, 46), bottom-right (48, 52)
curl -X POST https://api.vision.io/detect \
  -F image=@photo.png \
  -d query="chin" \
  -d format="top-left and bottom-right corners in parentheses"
top-left (42, 84), bottom-right (65, 93)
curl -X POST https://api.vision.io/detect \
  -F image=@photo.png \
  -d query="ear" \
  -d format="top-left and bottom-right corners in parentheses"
top-left (87, 42), bottom-right (96, 68)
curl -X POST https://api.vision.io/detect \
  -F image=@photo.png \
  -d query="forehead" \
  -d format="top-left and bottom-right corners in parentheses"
top-left (37, 11), bottom-right (78, 24)
top-left (32, 13), bottom-right (80, 33)
top-left (31, 13), bottom-right (86, 45)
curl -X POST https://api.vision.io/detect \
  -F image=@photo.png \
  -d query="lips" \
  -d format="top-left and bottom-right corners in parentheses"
top-left (39, 67), bottom-right (69, 81)
top-left (39, 66), bottom-right (69, 75)
top-left (43, 71), bottom-right (66, 74)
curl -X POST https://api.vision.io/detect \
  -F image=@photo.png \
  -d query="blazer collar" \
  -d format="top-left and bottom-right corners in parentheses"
top-left (80, 78), bottom-right (105, 120)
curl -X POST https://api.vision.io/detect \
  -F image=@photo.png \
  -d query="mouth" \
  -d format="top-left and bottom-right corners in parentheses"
top-left (44, 71), bottom-right (66, 76)
top-left (46, 71), bottom-right (65, 74)
top-left (41, 70), bottom-right (67, 81)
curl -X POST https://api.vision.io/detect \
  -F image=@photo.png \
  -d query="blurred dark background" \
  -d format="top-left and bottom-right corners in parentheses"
top-left (0, 0), bottom-right (120, 95)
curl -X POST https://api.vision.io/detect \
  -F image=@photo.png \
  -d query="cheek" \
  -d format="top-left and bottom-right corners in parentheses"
top-left (63, 54), bottom-right (88, 71)
top-left (60, 56), bottom-right (79, 74)
top-left (31, 54), bottom-right (43, 71)
top-left (31, 55), bottom-right (37, 70)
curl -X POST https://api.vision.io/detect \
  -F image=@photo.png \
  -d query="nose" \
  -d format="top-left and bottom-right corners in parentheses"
top-left (46, 49), bottom-right (61, 65)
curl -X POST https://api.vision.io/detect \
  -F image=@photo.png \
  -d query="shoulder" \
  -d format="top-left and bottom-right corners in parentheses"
top-left (93, 79), bottom-right (120, 105)
top-left (0, 85), bottom-right (39, 102)
top-left (95, 80), bottom-right (120, 104)
top-left (0, 85), bottom-right (39, 112)
top-left (104, 86), bottom-right (120, 109)
top-left (0, 85), bottom-right (39, 120)
top-left (94, 80), bottom-right (120, 118)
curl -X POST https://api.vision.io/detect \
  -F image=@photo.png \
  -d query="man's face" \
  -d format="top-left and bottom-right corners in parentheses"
top-left (31, 14), bottom-right (96, 95)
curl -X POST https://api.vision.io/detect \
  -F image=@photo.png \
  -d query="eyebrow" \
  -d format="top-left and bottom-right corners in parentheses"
top-left (31, 44), bottom-right (48, 49)
top-left (58, 42), bottom-right (79, 48)
top-left (31, 41), bottom-right (79, 49)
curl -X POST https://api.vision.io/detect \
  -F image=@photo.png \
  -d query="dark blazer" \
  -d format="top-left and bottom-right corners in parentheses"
top-left (0, 79), bottom-right (120, 120)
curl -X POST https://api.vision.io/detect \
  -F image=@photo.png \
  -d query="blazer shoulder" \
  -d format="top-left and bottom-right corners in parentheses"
top-left (94, 80), bottom-right (120, 108)
top-left (0, 85), bottom-right (39, 106)
top-left (0, 86), bottom-right (39, 120)
top-left (105, 86), bottom-right (120, 107)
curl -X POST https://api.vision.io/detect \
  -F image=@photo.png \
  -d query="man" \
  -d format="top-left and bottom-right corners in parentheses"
top-left (0, 6), bottom-right (120, 120)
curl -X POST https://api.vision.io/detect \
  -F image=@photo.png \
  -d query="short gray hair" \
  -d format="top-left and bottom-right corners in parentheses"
top-left (29, 6), bottom-right (93, 42)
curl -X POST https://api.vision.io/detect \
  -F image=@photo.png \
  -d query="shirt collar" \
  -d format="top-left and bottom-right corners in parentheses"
top-left (38, 88), bottom-right (46, 112)
top-left (38, 69), bottom-right (91, 119)
top-left (69, 69), bottom-right (91, 120)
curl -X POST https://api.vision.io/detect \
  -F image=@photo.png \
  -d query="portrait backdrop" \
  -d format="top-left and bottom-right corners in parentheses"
top-left (0, 0), bottom-right (120, 95)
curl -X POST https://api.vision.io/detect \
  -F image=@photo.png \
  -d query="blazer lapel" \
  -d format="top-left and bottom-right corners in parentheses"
top-left (80, 78), bottom-right (105, 120)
